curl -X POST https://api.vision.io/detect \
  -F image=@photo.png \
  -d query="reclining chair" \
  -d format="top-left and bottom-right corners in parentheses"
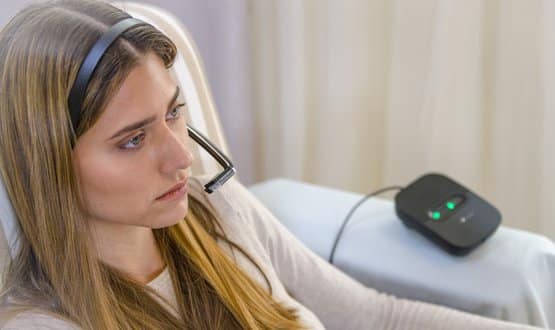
top-left (1, 2), bottom-right (553, 328)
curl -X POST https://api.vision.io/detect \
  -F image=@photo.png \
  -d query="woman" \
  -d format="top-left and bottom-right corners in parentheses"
top-left (0, 0), bottom-right (544, 329)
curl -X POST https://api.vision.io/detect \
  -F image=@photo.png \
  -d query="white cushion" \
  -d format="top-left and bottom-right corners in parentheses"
top-left (249, 178), bottom-right (555, 328)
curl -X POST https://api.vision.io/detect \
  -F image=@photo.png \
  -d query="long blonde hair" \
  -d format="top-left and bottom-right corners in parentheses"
top-left (0, 0), bottom-right (304, 328)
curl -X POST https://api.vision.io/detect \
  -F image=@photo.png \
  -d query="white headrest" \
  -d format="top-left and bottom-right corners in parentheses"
top-left (0, 174), bottom-right (20, 262)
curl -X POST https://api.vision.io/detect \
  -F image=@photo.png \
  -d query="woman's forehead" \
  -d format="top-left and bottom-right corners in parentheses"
top-left (89, 53), bottom-right (179, 139)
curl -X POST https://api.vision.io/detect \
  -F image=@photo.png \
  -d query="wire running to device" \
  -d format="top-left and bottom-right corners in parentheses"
top-left (328, 185), bottom-right (404, 265)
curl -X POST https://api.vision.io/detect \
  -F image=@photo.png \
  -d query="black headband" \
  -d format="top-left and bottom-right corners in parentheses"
top-left (68, 18), bottom-right (145, 132)
top-left (66, 17), bottom-right (237, 193)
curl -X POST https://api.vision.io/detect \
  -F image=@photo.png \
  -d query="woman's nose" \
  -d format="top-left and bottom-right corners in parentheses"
top-left (158, 129), bottom-right (194, 175)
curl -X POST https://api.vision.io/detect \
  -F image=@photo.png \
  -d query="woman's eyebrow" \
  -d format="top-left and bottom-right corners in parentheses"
top-left (108, 86), bottom-right (180, 141)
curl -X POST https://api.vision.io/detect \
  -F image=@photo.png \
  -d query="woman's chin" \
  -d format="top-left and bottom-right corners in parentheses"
top-left (152, 203), bottom-right (188, 229)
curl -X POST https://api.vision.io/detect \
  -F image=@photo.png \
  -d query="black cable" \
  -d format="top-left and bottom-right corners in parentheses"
top-left (328, 185), bottom-right (404, 265)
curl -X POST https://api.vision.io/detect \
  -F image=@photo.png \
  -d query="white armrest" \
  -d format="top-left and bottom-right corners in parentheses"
top-left (248, 178), bottom-right (555, 328)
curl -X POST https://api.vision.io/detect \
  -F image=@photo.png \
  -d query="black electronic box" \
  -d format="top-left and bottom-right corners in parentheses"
top-left (395, 173), bottom-right (501, 256)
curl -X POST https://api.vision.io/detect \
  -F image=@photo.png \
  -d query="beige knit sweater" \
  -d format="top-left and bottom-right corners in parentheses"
top-left (1, 174), bottom-right (544, 329)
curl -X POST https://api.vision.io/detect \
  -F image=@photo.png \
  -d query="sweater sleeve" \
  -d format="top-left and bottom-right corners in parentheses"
top-left (224, 178), bottom-right (546, 330)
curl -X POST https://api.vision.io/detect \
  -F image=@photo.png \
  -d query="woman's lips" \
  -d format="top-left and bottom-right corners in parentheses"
top-left (156, 178), bottom-right (188, 201)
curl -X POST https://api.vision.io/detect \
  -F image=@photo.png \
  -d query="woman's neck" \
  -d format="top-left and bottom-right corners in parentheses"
top-left (90, 220), bottom-right (166, 284)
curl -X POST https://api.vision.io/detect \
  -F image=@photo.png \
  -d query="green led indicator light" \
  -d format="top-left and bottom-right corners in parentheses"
top-left (446, 202), bottom-right (455, 210)
top-left (432, 211), bottom-right (441, 220)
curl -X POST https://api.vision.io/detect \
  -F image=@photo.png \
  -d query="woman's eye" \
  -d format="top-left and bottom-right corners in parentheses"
top-left (166, 103), bottom-right (186, 121)
top-left (120, 132), bottom-right (145, 151)
top-left (118, 103), bottom-right (185, 152)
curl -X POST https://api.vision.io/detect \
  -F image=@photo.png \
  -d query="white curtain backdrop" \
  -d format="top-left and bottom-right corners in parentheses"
top-left (249, 0), bottom-right (555, 241)
top-left (2, 0), bottom-right (553, 241)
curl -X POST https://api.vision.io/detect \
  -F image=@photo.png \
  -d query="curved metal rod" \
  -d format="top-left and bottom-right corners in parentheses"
top-left (187, 124), bottom-right (236, 193)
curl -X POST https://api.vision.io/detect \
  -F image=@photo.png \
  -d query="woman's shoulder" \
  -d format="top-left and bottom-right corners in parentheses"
top-left (0, 307), bottom-right (80, 329)
top-left (189, 175), bottom-right (255, 223)
top-left (189, 175), bottom-right (269, 242)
